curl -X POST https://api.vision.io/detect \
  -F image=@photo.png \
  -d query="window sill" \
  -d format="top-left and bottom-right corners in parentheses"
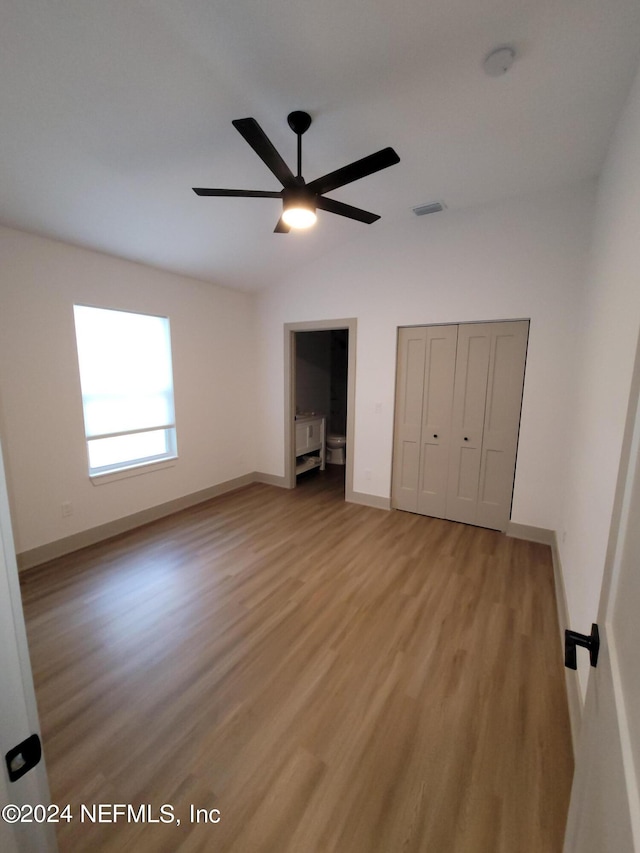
top-left (90, 457), bottom-right (178, 486)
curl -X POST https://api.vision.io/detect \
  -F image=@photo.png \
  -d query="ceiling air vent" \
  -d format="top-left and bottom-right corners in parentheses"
top-left (412, 201), bottom-right (446, 217)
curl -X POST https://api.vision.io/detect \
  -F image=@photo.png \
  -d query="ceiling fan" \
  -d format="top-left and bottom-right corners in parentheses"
top-left (193, 111), bottom-right (400, 232)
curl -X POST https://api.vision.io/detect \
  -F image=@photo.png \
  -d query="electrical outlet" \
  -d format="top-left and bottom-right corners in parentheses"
top-left (61, 501), bottom-right (73, 518)
top-left (365, 469), bottom-right (372, 481)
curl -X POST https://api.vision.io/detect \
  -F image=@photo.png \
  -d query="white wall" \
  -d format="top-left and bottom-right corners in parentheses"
top-left (0, 227), bottom-right (257, 554)
top-left (558, 63), bottom-right (640, 699)
top-left (255, 181), bottom-right (595, 528)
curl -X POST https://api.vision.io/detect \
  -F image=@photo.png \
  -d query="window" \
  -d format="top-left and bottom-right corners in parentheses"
top-left (73, 305), bottom-right (177, 477)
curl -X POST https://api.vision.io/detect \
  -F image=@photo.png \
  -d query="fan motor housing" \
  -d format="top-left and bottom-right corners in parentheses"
top-left (287, 111), bottom-right (312, 135)
top-left (283, 186), bottom-right (316, 212)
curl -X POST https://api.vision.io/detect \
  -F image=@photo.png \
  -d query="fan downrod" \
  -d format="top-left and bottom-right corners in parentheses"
top-left (287, 111), bottom-right (312, 136)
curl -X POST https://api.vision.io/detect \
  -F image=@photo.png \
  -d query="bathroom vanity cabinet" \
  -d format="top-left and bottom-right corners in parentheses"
top-left (295, 415), bottom-right (326, 475)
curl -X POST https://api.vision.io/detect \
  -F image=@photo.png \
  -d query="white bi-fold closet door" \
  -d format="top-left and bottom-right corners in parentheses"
top-left (392, 320), bottom-right (529, 532)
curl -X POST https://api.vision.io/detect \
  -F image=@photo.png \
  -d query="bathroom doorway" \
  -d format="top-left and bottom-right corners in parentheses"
top-left (284, 319), bottom-right (356, 500)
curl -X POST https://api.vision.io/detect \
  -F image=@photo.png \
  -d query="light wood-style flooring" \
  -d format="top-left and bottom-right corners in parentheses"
top-left (20, 468), bottom-right (573, 852)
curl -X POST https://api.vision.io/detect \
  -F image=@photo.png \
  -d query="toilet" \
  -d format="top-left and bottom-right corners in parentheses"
top-left (326, 433), bottom-right (346, 465)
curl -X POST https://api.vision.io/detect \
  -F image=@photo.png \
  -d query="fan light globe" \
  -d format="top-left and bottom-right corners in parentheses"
top-left (282, 206), bottom-right (317, 229)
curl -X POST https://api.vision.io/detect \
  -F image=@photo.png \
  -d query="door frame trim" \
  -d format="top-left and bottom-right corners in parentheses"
top-left (563, 326), bottom-right (640, 850)
top-left (284, 319), bottom-right (357, 501)
top-left (597, 323), bottom-right (640, 844)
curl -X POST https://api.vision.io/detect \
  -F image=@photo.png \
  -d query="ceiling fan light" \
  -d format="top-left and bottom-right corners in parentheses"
top-left (282, 206), bottom-right (317, 228)
top-left (282, 187), bottom-right (317, 229)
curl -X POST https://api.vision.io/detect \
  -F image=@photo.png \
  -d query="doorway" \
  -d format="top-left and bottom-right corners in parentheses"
top-left (284, 319), bottom-right (357, 501)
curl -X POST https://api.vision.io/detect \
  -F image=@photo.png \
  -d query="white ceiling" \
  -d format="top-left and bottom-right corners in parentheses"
top-left (2, 0), bottom-right (640, 291)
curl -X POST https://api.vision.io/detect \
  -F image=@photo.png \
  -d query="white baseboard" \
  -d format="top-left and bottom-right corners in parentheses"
top-left (252, 471), bottom-right (289, 488)
top-left (18, 473), bottom-right (258, 571)
top-left (550, 530), bottom-right (583, 758)
top-left (507, 521), bottom-right (583, 756)
top-left (505, 521), bottom-right (555, 545)
top-left (348, 491), bottom-right (391, 510)
top-left (18, 472), bottom-right (390, 570)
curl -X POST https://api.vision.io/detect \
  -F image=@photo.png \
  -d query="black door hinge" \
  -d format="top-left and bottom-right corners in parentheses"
top-left (565, 623), bottom-right (600, 670)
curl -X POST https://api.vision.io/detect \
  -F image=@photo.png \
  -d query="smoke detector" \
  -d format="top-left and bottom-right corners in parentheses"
top-left (484, 46), bottom-right (516, 77)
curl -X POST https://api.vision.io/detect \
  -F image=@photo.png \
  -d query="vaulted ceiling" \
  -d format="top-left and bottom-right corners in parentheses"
top-left (2, 0), bottom-right (640, 291)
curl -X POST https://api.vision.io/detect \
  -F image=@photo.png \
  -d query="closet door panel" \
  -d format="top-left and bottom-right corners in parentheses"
top-left (417, 326), bottom-right (457, 517)
top-left (477, 321), bottom-right (529, 530)
top-left (445, 325), bottom-right (492, 525)
top-left (392, 328), bottom-right (427, 511)
top-left (393, 320), bottom-right (528, 531)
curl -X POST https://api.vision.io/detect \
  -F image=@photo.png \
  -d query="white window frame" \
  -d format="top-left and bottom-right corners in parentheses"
top-left (73, 305), bottom-right (178, 479)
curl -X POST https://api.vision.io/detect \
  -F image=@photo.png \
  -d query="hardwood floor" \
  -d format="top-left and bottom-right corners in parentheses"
top-left (20, 468), bottom-right (573, 852)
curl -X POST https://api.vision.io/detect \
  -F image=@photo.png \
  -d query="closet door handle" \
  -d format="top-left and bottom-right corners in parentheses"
top-left (433, 434), bottom-right (438, 439)
top-left (463, 436), bottom-right (469, 441)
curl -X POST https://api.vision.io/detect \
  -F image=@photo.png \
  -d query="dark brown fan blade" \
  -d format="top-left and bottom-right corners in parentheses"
top-left (316, 196), bottom-right (380, 224)
top-left (232, 118), bottom-right (297, 188)
top-left (274, 217), bottom-right (291, 233)
top-left (193, 188), bottom-right (282, 197)
top-left (307, 147), bottom-right (400, 196)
